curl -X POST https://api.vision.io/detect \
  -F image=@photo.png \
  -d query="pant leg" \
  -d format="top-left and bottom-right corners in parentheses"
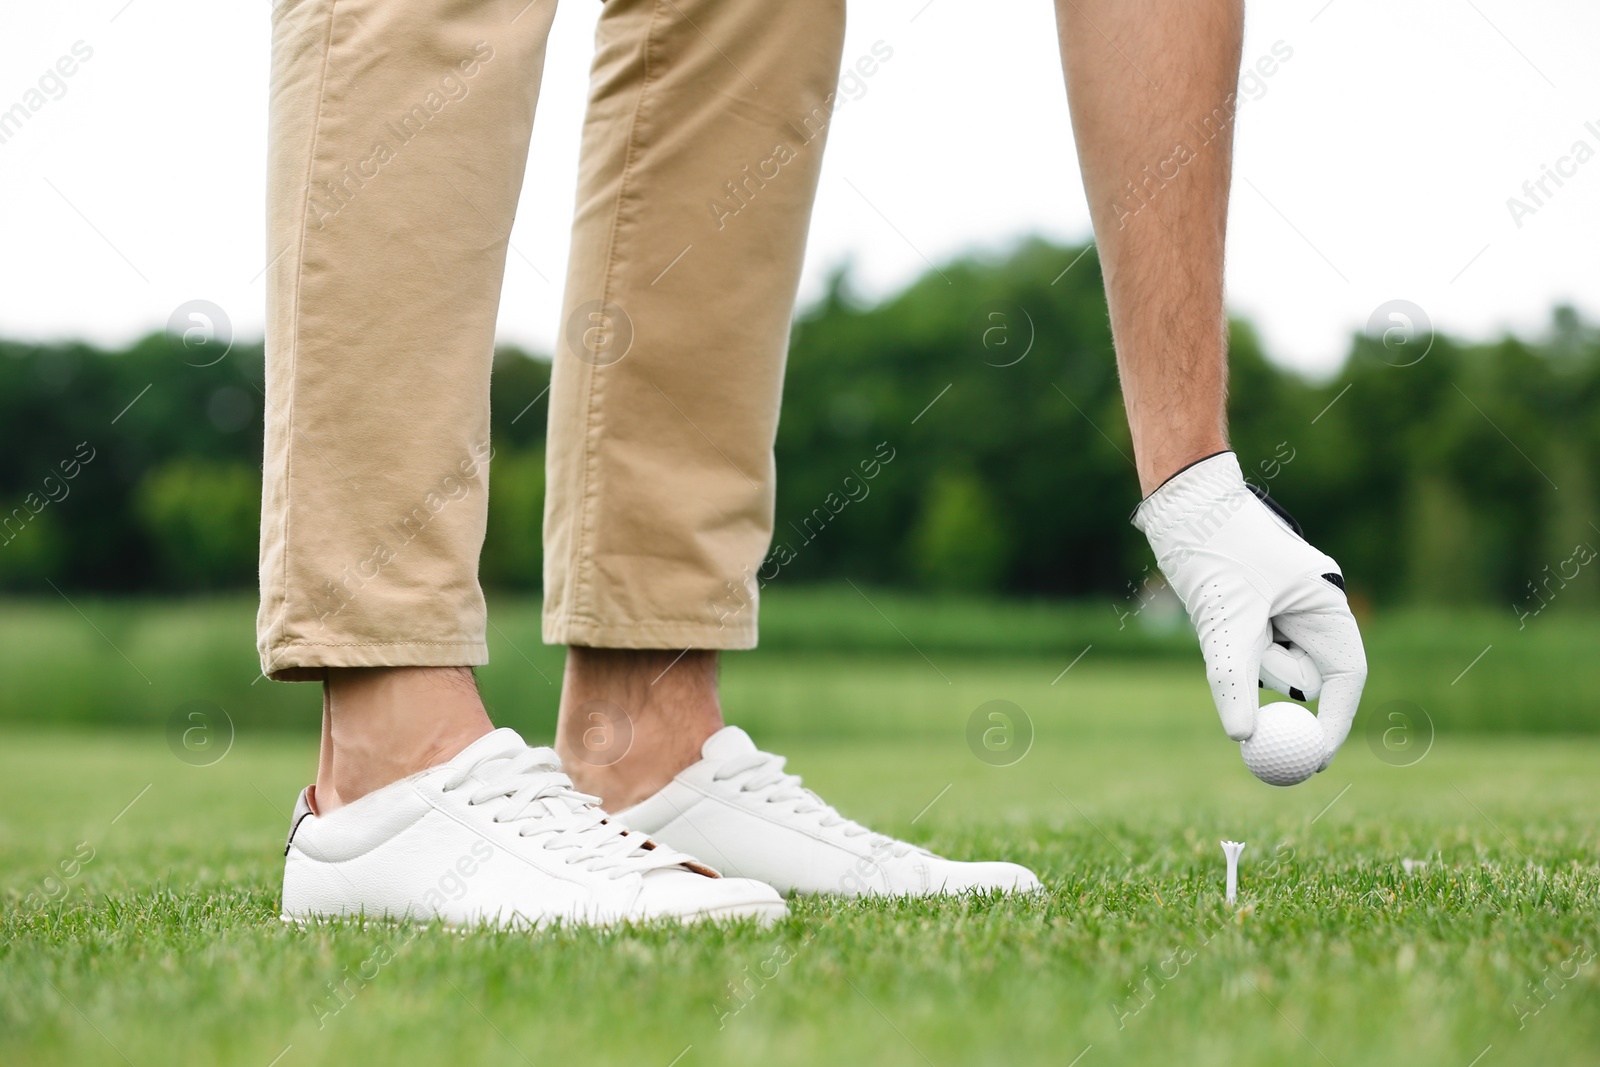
top-left (258, 0), bottom-right (559, 679)
top-left (542, 0), bottom-right (847, 650)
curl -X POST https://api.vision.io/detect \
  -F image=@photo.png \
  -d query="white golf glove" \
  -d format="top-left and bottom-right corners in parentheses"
top-left (1131, 451), bottom-right (1367, 769)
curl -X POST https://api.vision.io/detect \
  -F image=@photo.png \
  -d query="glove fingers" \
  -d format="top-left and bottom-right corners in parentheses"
top-left (1202, 609), bottom-right (1272, 741)
top-left (1313, 674), bottom-right (1365, 769)
top-left (1272, 605), bottom-right (1368, 769)
top-left (1260, 642), bottom-right (1324, 701)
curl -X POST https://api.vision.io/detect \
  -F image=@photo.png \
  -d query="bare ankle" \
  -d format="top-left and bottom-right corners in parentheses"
top-left (316, 666), bottom-right (494, 813)
top-left (556, 648), bottom-right (722, 810)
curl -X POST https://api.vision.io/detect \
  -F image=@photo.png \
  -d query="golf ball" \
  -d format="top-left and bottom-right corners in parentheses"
top-left (1240, 702), bottom-right (1324, 786)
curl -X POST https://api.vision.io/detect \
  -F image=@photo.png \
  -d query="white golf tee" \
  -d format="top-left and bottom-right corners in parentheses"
top-left (1221, 840), bottom-right (1246, 904)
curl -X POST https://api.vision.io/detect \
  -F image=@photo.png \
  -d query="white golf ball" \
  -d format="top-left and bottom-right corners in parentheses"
top-left (1240, 701), bottom-right (1324, 786)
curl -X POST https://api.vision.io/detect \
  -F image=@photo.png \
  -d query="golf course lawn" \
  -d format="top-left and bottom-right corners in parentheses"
top-left (3, 650), bottom-right (1597, 1066)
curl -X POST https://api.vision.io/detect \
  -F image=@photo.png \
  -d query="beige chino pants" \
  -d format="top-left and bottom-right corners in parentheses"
top-left (259, 0), bottom-right (845, 678)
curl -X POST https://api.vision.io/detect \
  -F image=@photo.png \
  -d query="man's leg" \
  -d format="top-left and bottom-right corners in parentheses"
top-left (314, 667), bottom-right (491, 810)
top-left (540, 2), bottom-right (1039, 897)
top-left (557, 649), bottom-right (720, 809)
top-left (1053, 0), bottom-right (1241, 494)
top-left (542, 0), bottom-right (846, 807)
top-left (260, 0), bottom-right (559, 810)
top-left (263, 0), bottom-right (791, 928)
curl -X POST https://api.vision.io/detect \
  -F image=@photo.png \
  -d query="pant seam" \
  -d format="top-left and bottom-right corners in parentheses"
top-left (570, 0), bottom-right (668, 638)
top-left (274, 0), bottom-right (340, 654)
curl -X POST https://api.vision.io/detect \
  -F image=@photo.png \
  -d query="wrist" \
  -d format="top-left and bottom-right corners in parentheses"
top-left (1137, 438), bottom-right (1231, 497)
top-left (1140, 447), bottom-right (1234, 500)
top-left (1130, 450), bottom-right (1245, 542)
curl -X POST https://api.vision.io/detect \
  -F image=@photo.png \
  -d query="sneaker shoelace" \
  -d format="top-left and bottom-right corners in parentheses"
top-left (439, 746), bottom-right (698, 880)
top-left (711, 749), bottom-right (923, 860)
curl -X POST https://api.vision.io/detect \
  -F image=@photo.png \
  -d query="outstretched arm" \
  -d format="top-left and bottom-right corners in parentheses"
top-left (1055, 0), bottom-right (1367, 767)
top-left (1056, 0), bottom-right (1239, 495)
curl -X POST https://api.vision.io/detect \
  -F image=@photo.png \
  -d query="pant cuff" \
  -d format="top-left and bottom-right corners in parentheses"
top-left (259, 639), bottom-right (490, 681)
top-left (543, 614), bottom-right (757, 651)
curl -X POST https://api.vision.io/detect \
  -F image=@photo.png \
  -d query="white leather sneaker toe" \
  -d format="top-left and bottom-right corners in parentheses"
top-left (281, 728), bottom-right (785, 928)
top-left (613, 727), bottom-right (1042, 897)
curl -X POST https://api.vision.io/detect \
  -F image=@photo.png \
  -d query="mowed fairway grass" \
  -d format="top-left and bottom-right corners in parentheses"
top-left (2, 593), bottom-right (1598, 1066)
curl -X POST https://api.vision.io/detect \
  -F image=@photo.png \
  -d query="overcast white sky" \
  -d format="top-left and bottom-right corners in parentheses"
top-left (2, 0), bottom-right (1595, 376)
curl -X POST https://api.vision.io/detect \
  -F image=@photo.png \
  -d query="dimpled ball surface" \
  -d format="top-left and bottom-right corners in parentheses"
top-left (1240, 701), bottom-right (1324, 786)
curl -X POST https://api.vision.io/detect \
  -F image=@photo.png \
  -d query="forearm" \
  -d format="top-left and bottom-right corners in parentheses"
top-left (1055, 0), bottom-right (1243, 495)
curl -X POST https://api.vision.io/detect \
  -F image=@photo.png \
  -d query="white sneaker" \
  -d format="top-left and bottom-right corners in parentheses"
top-left (612, 727), bottom-right (1043, 897)
top-left (281, 728), bottom-right (786, 928)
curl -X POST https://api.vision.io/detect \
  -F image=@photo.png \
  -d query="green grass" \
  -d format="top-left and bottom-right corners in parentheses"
top-left (3, 639), bottom-right (1600, 1062)
top-left (3, 591), bottom-right (1599, 1066)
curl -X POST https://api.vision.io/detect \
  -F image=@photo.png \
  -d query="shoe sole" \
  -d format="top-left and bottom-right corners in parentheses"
top-left (789, 879), bottom-right (1044, 898)
top-left (280, 899), bottom-right (787, 930)
top-left (678, 899), bottom-right (787, 926)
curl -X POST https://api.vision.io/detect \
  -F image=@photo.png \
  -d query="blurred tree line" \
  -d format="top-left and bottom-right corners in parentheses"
top-left (2, 237), bottom-right (1596, 612)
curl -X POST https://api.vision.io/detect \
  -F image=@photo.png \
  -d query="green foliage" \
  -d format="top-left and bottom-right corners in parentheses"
top-left (2, 238), bottom-right (1598, 609)
top-left (481, 447), bottom-right (545, 589)
top-left (0, 504), bottom-right (65, 585)
top-left (135, 460), bottom-right (260, 589)
top-left (909, 469), bottom-right (1010, 592)
top-left (775, 242), bottom-right (1136, 595)
top-left (772, 241), bottom-right (1600, 607)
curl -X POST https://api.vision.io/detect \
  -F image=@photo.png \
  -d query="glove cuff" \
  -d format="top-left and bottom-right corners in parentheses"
top-left (1130, 451), bottom-right (1246, 542)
